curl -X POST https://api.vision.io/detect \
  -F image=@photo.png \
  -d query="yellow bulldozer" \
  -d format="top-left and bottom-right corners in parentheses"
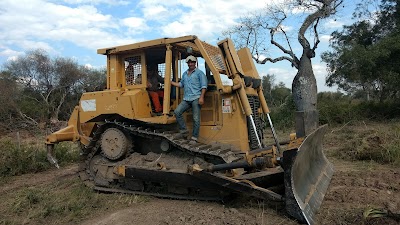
top-left (45, 35), bottom-right (333, 225)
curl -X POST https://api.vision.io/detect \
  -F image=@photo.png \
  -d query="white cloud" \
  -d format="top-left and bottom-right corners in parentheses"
top-left (313, 63), bottom-right (327, 78)
top-left (59, 0), bottom-right (129, 5)
top-left (0, 0), bottom-right (140, 61)
top-left (312, 63), bottom-right (337, 92)
top-left (139, 0), bottom-right (270, 41)
top-left (0, 48), bottom-right (23, 58)
top-left (324, 18), bottom-right (344, 29)
top-left (142, 5), bottom-right (168, 19)
top-left (21, 40), bottom-right (55, 53)
top-left (0, 0), bottom-right (304, 62)
top-left (264, 66), bottom-right (297, 88)
top-left (320, 35), bottom-right (331, 44)
top-left (280, 25), bottom-right (293, 33)
top-left (7, 56), bottom-right (19, 62)
top-left (121, 17), bottom-right (149, 34)
top-left (162, 21), bottom-right (191, 38)
top-left (0, 0), bottom-right (362, 84)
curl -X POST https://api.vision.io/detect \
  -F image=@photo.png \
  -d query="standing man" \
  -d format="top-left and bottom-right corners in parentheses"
top-left (171, 55), bottom-right (207, 144)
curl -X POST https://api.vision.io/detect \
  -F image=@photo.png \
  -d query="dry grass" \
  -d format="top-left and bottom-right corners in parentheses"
top-left (0, 176), bottom-right (148, 225)
top-left (325, 120), bottom-right (400, 165)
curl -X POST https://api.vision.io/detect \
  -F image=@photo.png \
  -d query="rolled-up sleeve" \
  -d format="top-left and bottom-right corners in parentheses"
top-left (180, 74), bottom-right (185, 88)
top-left (200, 71), bottom-right (207, 89)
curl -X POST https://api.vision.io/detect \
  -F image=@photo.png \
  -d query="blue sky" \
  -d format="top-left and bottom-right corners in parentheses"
top-left (0, 0), bottom-right (361, 92)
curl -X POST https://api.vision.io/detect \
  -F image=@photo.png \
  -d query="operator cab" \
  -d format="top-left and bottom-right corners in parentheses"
top-left (97, 36), bottom-right (227, 124)
top-left (119, 47), bottom-right (210, 117)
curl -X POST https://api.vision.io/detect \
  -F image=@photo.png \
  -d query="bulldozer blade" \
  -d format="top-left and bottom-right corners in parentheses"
top-left (282, 124), bottom-right (334, 225)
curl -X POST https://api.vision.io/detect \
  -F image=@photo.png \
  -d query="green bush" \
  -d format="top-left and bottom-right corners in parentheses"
top-left (354, 101), bottom-right (400, 120)
top-left (317, 92), bottom-right (400, 124)
top-left (318, 92), bottom-right (358, 124)
top-left (269, 95), bottom-right (295, 131)
top-left (0, 138), bottom-right (79, 177)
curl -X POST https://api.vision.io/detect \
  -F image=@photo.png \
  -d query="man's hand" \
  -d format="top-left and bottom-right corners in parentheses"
top-left (171, 81), bottom-right (179, 87)
top-left (199, 88), bottom-right (206, 105)
top-left (199, 96), bottom-right (204, 105)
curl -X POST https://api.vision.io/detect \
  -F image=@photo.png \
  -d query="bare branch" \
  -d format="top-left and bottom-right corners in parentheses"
top-left (312, 18), bottom-right (321, 51)
top-left (253, 55), bottom-right (299, 69)
top-left (17, 110), bottom-right (38, 125)
top-left (52, 90), bottom-right (67, 121)
top-left (263, 10), bottom-right (300, 67)
top-left (298, 0), bottom-right (343, 53)
top-left (279, 25), bottom-right (299, 64)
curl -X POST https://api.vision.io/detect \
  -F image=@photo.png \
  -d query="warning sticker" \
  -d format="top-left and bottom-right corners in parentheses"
top-left (222, 98), bottom-right (231, 113)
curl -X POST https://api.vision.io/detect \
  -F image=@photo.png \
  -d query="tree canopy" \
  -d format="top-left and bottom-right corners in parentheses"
top-left (224, 0), bottom-right (343, 135)
top-left (0, 49), bottom-right (106, 131)
top-left (322, 0), bottom-right (400, 101)
top-left (262, 74), bottom-right (291, 107)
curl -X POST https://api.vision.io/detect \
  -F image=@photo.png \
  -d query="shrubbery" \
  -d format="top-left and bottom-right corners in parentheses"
top-left (318, 92), bottom-right (400, 124)
top-left (0, 138), bottom-right (79, 177)
top-left (267, 92), bottom-right (400, 165)
top-left (268, 95), bottom-right (296, 131)
top-left (269, 91), bottom-right (400, 128)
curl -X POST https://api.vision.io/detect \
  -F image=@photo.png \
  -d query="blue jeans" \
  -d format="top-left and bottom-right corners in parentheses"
top-left (174, 98), bottom-right (201, 138)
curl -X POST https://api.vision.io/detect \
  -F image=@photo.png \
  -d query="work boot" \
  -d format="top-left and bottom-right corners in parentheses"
top-left (189, 137), bottom-right (198, 145)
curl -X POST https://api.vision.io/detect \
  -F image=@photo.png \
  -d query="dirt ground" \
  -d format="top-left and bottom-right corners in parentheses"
top-left (1, 123), bottom-right (400, 225)
top-left (317, 160), bottom-right (400, 224)
top-left (79, 198), bottom-right (296, 225)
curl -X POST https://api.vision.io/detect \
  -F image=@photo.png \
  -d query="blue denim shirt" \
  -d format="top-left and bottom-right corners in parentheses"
top-left (179, 68), bottom-right (207, 101)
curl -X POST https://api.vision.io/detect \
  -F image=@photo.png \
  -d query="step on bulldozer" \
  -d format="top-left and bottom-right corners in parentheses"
top-left (46, 35), bottom-right (333, 224)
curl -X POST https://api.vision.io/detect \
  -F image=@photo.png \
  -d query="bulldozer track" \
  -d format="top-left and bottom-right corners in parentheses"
top-left (92, 186), bottom-right (223, 201)
top-left (77, 120), bottom-right (243, 199)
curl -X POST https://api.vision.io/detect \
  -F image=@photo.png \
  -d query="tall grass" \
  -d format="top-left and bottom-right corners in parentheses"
top-left (0, 138), bottom-right (79, 177)
top-left (381, 123), bottom-right (400, 165)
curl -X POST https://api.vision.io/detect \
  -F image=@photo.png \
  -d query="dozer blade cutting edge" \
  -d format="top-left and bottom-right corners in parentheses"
top-left (283, 124), bottom-right (334, 225)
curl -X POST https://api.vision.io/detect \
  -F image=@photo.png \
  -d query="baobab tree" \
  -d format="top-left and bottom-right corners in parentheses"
top-left (224, 0), bottom-right (343, 135)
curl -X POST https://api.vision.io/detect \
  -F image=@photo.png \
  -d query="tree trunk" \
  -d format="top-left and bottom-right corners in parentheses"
top-left (292, 51), bottom-right (317, 111)
top-left (292, 51), bottom-right (318, 137)
top-left (50, 94), bottom-right (66, 125)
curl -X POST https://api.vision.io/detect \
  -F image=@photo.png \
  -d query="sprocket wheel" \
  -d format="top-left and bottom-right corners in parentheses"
top-left (100, 127), bottom-right (130, 160)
